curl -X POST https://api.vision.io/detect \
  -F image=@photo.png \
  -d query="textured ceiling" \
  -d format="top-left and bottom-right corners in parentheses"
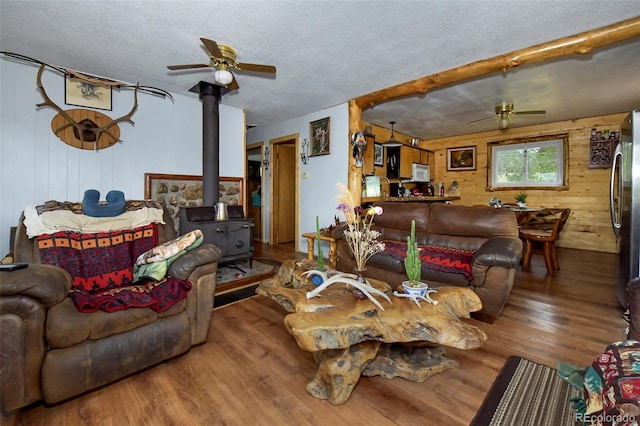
top-left (1, 1), bottom-right (639, 140)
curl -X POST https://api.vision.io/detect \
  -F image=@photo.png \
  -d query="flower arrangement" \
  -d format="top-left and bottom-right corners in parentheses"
top-left (335, 182), bottom-right (385, 272)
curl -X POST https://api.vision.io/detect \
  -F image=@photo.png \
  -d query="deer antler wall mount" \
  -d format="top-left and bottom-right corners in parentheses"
top-left (37, 64), bottom-right (137, 151)
top-left (1, 52), bottom-right (174, 151)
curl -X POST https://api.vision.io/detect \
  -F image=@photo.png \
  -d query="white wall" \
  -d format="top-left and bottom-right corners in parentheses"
top-left (0, 58), bottom-right (245, 255)
top-left (247, 103), bottom-right (349, 253)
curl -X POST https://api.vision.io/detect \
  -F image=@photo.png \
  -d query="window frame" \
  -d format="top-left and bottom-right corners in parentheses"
top-left (486, 133), bottom-right (569, 191)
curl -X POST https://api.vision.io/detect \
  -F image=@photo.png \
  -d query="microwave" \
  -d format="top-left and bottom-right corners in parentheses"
top-left (411, 163), bottom-right (430, 182)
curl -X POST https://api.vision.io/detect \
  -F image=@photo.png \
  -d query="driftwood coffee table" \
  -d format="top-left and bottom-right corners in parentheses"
top-left (256, 260), bottom-right (488, 405)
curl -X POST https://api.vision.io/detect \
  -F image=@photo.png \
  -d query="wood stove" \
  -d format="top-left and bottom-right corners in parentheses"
top-left (179, 81), bottom-right (254, 265)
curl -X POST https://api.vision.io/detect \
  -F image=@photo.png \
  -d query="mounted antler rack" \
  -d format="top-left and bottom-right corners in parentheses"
top-left (2, 51), bottom-right (174, 151)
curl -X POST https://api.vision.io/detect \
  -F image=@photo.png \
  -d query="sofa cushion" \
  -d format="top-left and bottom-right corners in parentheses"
top-left (46, 297), bottom-right (187, 349)
top-left (428, 204), bottom-right (518, 239)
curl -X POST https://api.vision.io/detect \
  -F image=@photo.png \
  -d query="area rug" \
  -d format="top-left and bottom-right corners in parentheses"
top-left (471, 356), bottom-right (580, 426)
top-left (215, 258), bottom-right (281, 296)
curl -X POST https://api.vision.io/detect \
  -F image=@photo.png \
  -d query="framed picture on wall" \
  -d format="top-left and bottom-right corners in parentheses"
top-left (144, 173), bottom-right (243, 234)
top-left (64, 75), bottom-right (112, 110)
top-left (447, 146), bottom-right (477, 171)
top-left (309, 117), bottom-right (330, 156)
top-left (374, 143), bottom-right (384, 166)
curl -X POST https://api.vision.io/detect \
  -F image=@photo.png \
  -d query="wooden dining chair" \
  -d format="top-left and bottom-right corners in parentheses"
top-left (519, 208), bottom-right (571, 273)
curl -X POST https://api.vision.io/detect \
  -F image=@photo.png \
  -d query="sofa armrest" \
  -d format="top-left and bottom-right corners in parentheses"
top-left (168, 243), bottom-right (223, 280)
top-left (471, 237), bottom-right (523, 284)
top-left (0, 264), bottom-right (72, 307)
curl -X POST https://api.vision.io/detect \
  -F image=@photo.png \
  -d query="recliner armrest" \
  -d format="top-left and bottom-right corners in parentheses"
top-left (168, 243), bottom-right (223, 280)
top-left (0, 264), bottom-right (71, 307)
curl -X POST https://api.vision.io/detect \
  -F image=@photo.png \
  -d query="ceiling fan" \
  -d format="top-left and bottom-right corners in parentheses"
top-left (167, 38), bottom-right (276, 91)
top-left (469, 102), bottom-right (546, 129)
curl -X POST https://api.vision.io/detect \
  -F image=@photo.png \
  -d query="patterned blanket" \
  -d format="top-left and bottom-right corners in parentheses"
top-left (382, 240), bottom-right (475, 281)
top-left (37, 224), bottom-right (191, 313)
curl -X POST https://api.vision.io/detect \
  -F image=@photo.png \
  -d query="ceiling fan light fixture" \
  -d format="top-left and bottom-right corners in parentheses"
top-left (214, 69), bottom-right (234, 85)
top-left (383, 121), bottom-right (403, 147)
top-left (499, 115), bottom-right (510, 129)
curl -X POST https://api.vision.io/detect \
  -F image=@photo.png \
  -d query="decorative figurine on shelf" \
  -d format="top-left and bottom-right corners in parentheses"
top-left (351, 131), bottom-right (367, 168)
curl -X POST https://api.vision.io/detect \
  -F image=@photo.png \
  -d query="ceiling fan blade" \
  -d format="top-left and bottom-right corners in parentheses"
top-left (236, 62), bottom-right (276, 74)
top-left (167, 63), bottom-right (210, 70)
top-left (200, 37), bottom-right (224, 59)
top-left (514, 110), bottom-right (546, 115)
top-left (226, 75), bottom-right (239, 91)
top-left (468, 115), bottom-right (495, 124)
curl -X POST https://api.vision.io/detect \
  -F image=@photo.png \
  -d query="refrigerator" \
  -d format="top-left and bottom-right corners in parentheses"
top-left (611, 109), bottom-right (640, 307)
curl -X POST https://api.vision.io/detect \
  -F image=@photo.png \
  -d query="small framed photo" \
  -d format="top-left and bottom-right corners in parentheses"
top-left (447, 146), bottom-right (476, 171)
top-left (309, 117), bottom-right (330, 156)
top-left (65, 75), bottom-right (112, 110)
top-left (374, 143), bottom-right (384, 166)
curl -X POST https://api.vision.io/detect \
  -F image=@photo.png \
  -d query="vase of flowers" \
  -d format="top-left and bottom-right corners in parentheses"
top-left (335, 183), bottom-right (385, 275)
top-left (304, 183), bottom-right (391, 312)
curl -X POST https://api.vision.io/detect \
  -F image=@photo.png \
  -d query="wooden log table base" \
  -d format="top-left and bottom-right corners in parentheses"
top-left (257, 259), bottom-right (487, 405)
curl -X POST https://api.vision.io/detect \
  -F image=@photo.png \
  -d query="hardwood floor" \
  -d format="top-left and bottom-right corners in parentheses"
top-left (2, 243), bottom-right (626, 425)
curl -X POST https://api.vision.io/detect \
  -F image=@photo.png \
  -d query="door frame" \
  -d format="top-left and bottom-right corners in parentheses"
top-left (269, 133), bottom-right (300, 250)
top-left (245, 141), bottom-right (264, 241)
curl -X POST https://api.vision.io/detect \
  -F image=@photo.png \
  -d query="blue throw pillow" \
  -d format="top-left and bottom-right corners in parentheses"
top-left (82, 189), bottom-right (126, 217)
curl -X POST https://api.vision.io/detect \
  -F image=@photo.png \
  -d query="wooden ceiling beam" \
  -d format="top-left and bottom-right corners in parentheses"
top-left (354, 16), bottom-right (640, 110)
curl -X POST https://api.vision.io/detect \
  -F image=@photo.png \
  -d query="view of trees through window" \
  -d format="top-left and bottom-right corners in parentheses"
top-left (489, 135), bottom-right (568, 189)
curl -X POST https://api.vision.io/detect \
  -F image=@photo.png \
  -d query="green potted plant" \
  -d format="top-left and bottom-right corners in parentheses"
top-left (312, 216), bottom-right (325, 285)
top-left (402, 220), bottom-right (429, 296)
top-left (515, 191), bottom-right (528, 208)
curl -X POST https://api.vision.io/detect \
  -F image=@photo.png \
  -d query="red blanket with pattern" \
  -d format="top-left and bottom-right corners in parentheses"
top-left (382, 240), bottom-right (475, 281)
top-left (37, 224), bottom-right (191, 313)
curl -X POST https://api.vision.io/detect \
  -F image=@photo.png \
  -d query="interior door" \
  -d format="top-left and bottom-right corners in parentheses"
top-left (246, 146), bottom-right (262, 241)
top-left (273, 140), bottom-right (296, 243)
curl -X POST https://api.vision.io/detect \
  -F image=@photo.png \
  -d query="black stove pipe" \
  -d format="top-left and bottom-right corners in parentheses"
top-left (192, 82), bottom-right (223, 206)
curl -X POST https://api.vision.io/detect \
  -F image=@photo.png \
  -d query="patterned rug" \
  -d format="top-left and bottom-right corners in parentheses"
top-left (471, 356), bottom-right (580, 426)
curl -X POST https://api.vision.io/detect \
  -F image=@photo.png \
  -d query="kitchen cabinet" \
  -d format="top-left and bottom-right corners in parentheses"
top-left (386, 143), bottom-right (434, 180)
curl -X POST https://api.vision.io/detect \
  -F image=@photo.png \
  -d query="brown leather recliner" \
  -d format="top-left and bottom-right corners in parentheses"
top-left (333, 202), bottom-right (522, 320)
top-left (0, 205), bottom-right (222, 412)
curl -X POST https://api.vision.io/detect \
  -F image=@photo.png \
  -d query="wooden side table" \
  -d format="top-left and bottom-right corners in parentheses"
top-left (301, 232), bottom-right (337, 268)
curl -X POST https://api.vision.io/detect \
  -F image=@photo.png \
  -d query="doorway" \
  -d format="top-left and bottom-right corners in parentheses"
top-left (271, 136), bottom-right (297, 246)
top-left (246, 144), bottom-right (263, 241)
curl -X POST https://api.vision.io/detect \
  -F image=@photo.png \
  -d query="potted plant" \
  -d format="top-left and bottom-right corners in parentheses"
top-left (402, 220), bottom-right (429, 297)
top-left (515, 191), bottom-right (528, 208)
top-left (312, 216), bottom-right (325, 285)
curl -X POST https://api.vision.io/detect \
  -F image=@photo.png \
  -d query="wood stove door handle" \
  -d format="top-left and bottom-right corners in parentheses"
top-left (215, 228), bottom-right (225, 233)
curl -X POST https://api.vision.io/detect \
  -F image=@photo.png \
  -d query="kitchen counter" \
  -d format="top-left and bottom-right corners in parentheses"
top-left (362, 196), bottom-right (461, 203)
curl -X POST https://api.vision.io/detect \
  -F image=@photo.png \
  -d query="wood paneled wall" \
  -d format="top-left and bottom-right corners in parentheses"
top-left (420, 113), bottom-right (627, 253)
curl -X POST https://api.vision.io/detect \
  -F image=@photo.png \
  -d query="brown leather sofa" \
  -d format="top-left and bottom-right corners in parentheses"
top-left (334, 202), bottom-right (522, 320)
top-left (0, 205), bottom-right (222, 412)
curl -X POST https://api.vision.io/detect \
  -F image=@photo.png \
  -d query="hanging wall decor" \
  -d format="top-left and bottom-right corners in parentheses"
top-left (65, 75), bottom-right (112, 110)
top-left (309, 117), bottom-right (330, 156)
top-left (1, 52), bottom-right (174, 151)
